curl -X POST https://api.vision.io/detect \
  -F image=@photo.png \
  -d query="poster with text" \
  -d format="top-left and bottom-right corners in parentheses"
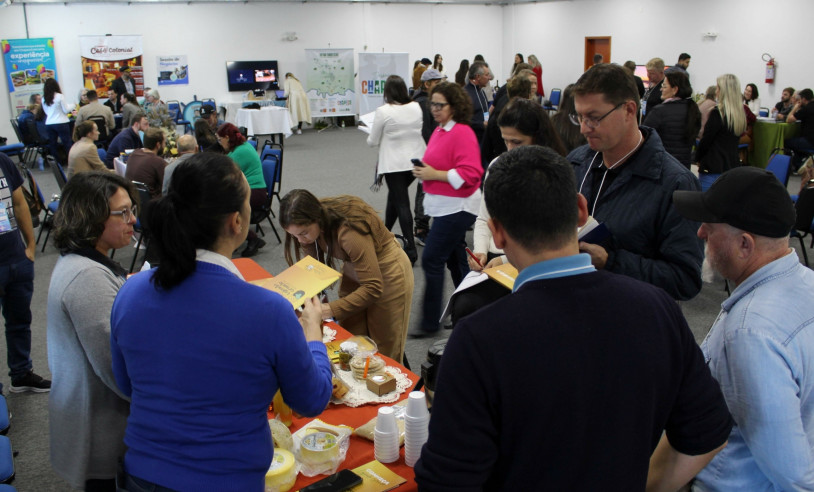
top-left (79, 35), bottom-right (143, 101)
top-left (358, 52), bottom-right (410, 115)
top-left (2, 38), bottom-right (57, 117)
top-left (305, 49), bottom-right (355, 117)
top-left (156, 55), bottom-right (188, 86)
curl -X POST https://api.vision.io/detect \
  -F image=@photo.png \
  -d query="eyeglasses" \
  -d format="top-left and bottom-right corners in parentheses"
top-left (110, 205), bottom-right (138, 222)
top-left (429, 102), bottom-right (449, 110)
top-left (569, 102), bottom-right (625, 129)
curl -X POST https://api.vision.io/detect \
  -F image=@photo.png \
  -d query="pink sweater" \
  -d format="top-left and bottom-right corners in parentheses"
top-left (422, 123), bottom-right (483, 197)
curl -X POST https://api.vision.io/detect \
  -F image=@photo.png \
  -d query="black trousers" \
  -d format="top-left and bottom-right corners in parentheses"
top-left (384, 171), bottom-right (416, 248)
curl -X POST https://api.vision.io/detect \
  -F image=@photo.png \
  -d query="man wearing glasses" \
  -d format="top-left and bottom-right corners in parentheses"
top-left (567, 63), bottom-right (703, 301)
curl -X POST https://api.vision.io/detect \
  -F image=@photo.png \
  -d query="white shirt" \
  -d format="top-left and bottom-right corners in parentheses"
top-left (43, 93), bottom-right (74, 125)
top-left (195, 249), bottom-right (244, 280)
top-left (366, 102), bottom-right (426, 174)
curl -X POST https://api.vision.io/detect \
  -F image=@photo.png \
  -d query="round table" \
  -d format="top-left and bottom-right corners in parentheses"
top-left (234, 106), bottom-right (293, 138)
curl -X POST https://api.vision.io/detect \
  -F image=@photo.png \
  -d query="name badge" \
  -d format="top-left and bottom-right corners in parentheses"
top-left (483, 111), bottom-right (490, 123)
top-left (0, 203), bottom-right (11, 232)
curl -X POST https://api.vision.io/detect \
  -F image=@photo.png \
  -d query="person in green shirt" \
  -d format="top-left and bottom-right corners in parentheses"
top-left (217, 123), bottom-right (267, 257)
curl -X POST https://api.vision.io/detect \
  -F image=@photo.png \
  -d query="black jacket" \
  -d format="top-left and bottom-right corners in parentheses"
top-left (696, 108), bottom-right (740, 174)
top-left (643, 99), bottom-right (700, 168)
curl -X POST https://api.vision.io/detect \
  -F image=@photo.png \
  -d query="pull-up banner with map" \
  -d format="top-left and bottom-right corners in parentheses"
top-left (358, 52), bottom-right (410, 115)
top-left (2, 38), bottom-right (57, 117)
top-left (79, 35), bottom-right (144, 101)
top-left (305, 48), bottom-right (355, 117)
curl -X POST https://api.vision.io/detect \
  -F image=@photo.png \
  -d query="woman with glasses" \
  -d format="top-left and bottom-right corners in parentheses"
top-left (366, 75), bottom-right (426, 264)
top-left (696, 74), bottom-right (748, 190)
top-left (110, 154), bottom-right (332, 491)
top-left (216, 122), bottom-right (267, 257)
top-left (642, 70), bottom-right (701, 169)
top-left (411, 82), bottom-right (484, 337)
top-left (450, 98), bottom-right (566, 327)
top-left (47, 172), bottom-right (138, 492)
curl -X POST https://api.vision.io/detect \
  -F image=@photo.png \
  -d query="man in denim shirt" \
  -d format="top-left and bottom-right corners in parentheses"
top-left (674, 167), bottom-right (814, 490)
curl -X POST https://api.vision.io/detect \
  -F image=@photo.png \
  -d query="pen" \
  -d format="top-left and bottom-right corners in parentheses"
top-left (465, 247), bottom-right (483, 268)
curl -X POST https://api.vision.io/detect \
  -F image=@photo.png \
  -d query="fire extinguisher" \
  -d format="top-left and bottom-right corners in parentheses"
top-left (763, 53), bottom-right (775, 84)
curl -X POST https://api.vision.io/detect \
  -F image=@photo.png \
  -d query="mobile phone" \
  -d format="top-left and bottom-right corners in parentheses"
top-left (411, 158), bottom-right (425, 167)
top-left (300, 469), bottom-right (363, 492)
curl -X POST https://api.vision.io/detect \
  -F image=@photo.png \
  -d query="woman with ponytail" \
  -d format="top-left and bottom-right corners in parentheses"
top-left (110, 153), bottom-right (332, 492)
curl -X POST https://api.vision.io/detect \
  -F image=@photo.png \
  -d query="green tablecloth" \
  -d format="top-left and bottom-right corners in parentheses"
top-left (750, 120), bottom-right (800, 168)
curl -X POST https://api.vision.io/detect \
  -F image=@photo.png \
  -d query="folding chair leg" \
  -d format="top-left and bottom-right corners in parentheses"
top-left (41, 228), bottom-right (52, 252)
top-left (265, 216), bottom-right (282, 244)
top-left (798, 237), bottom-right (809, 266)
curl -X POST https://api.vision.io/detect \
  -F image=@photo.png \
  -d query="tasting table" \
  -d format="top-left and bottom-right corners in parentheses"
top-left (234, 106), bottom-right (293, 139)
top-left (232, 258), bottom-right (420, 491)
top-left (750, 119), bottom-right (800, 168)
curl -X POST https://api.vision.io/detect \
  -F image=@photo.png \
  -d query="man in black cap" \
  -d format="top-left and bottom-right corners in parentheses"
top-left (111, 66), bottom-right (136, 112)
top-left (199, 104), bottom-right (223, 132)
top-left (673, 166), bottom-right (814, 490)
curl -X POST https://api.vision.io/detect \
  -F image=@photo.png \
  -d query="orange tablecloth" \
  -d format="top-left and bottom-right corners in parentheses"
top-left (233, 259), bottom-right (420, 491)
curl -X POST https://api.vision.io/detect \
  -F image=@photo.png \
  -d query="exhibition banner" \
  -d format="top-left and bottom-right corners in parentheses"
top-left (305, 48), bottom-right (355, 117)
top-left (358, 52), bottom-right (410, 115)
top-left (156, 55), bottom-right (188, 86)
top-left (79, 35), bottom-right (144, 101)
top-left (1, 38), bottom-right (57, 116)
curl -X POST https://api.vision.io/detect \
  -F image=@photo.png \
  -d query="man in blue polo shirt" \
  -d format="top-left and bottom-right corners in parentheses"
top-left (415, 145), bottom-right (732, 490)
top-left (0, 153), bottom-right (51, 393)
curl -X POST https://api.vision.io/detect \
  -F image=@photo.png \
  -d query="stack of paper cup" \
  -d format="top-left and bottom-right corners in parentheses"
top-left (404, 391), bottom-right (430, 467)
top-left (374, 407), bottom-right (400, 463)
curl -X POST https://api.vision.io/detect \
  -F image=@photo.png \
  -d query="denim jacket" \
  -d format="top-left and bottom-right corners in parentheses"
top-left (694, 251), bottom-right (814, 491)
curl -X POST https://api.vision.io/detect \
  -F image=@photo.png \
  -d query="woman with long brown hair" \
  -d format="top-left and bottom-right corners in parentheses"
top-left (280, 190), bottom-right (414, 362)
top-left (42, 78), bottom-right (75, 164)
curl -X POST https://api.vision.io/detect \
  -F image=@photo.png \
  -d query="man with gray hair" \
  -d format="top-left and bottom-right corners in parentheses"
top-left (644, 57), bottom-right (666, 115)
top-left (673, 166), bottom-right (814, 490)
top-left (162, 134), bottom-right (198, 195)
top-left (464, 61), bottom-right (492, 145)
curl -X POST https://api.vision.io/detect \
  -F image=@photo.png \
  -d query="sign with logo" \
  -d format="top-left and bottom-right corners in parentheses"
top-left (79, 35), bottom-right (143, 101)
top-left (1, 38), bottom-right (58, 116)
top-left (358, 53), bottom-right (410, 115)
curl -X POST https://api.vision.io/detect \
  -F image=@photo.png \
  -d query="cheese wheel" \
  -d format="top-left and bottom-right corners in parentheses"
top-left (265, 449), bottom-right (296, 492)
top-left (300, 431), bottom-right (340, 465)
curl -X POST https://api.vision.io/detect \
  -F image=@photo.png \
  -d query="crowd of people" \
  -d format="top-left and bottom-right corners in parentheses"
top-left (1, 50), bottom-right (813, 492)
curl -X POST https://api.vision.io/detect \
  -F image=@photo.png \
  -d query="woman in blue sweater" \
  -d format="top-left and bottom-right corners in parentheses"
top-left (111, 153), bottom-right (333, 492)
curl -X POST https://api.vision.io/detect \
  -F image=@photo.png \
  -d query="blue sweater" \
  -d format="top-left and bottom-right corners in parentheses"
top-left (111, 262), bottom-right (333, 491)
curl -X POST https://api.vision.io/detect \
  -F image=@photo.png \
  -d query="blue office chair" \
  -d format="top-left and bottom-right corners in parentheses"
top-left (250, 157), bottom-right (282, 244)
top-left (765, 150), bottom-right (791, 187)
top-left (167, 100), bottom-right (192, 134)
top-left (543, 88), bottom-right (561, 112)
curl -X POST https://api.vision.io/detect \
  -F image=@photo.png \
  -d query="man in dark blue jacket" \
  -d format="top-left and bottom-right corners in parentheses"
top-left (464, 61), bottom-right (491, 147)
top-left (568, 63), bottom-right (703, 300)
top-left (106, 111), bottom-right (148, 169)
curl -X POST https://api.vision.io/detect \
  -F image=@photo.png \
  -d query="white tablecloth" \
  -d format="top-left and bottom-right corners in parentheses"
top-left (234, 107), bottom-right (293, 138)
top-left (113, 157), bottom-right (127, 177)
top-left (223, 100), bottom-right (278, 123)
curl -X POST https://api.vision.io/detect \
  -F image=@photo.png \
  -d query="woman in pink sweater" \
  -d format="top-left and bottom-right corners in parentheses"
top-left (411, 82), bottom-right (484, 336)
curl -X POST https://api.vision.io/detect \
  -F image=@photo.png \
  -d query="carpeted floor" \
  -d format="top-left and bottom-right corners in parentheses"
top-left (3, 126), bottom-right (810, 491)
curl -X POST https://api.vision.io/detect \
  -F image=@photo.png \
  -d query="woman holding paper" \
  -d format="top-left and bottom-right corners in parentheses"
top-left (280, 189), bottom-right (414, 362)
top-left (110, 154), bottom-right (332, 492)
top-left (450, 98), bottom-right (565, 327)
top-left (366, 75), bottom-right (426, 265)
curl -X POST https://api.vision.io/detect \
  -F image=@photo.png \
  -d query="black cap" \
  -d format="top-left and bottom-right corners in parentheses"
top-left (421, 58), bottom-right (432, 65)
top-left (673, 167), bottom-right (795, 238)
top-left (199, 105), bottom-right (216, 117)
top-left (120, 66), bottom-right (131, 73)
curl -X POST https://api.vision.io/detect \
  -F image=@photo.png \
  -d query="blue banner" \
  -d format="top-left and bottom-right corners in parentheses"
top-left (2, 38), bottom-right (58, 116)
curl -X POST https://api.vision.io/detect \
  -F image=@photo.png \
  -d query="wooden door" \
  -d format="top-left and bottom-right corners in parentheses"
top-left (585, 37), bottom-right (612, 71)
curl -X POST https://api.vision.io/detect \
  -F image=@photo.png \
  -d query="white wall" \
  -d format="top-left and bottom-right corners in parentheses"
top-left (504, 0), bottom-right (814, 103)
top-left (1, 0), bottom-right (813, 142)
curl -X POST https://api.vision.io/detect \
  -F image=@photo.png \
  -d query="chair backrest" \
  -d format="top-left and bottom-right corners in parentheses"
top-left (766, 152), bottom-right (791, 187)
top-left (131, 181), bottom-right (152, 229)
top-left (23, 167), bottom-right (47, 211)
top-left (260, 144), bottom-right (283, 186)
top-left (548, 88), bottom-right (562, 107)
top-left (795, 187), bottom-right (814, 233)
top-left (9, 118), bottom-right (25, 143)
top-left (49, 156), bottom-right (67, 190)
top-left (167, 100), bottom-right (182, 121)
top-left (88, 115), bottom-right (109, 143)
top-left (759, 107), bottom-right (770, 117)
top-left (97, 148), bottom-right (107, 163)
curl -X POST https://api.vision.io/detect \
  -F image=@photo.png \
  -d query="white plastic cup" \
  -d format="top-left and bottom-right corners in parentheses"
top-left (374, 429), bottom-right (399, 463)
top-left (375, 407), bottom-right (398, 433)
top-left (405, 392), bottom-right (429, 419)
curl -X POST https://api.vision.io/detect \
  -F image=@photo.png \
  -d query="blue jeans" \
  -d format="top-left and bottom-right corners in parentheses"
top-left (785, 136), bottom-right (814, 171)
top-left (46, 122), bottom-right (73, 164)
top-left (122, 473), bottom-right (177, 492)
top-left (420, 211), bottom-right (476, 332)
top-left (698, 173), bottom-right (720, 192)
top-left (0, 257), bottom-right (34, 386)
